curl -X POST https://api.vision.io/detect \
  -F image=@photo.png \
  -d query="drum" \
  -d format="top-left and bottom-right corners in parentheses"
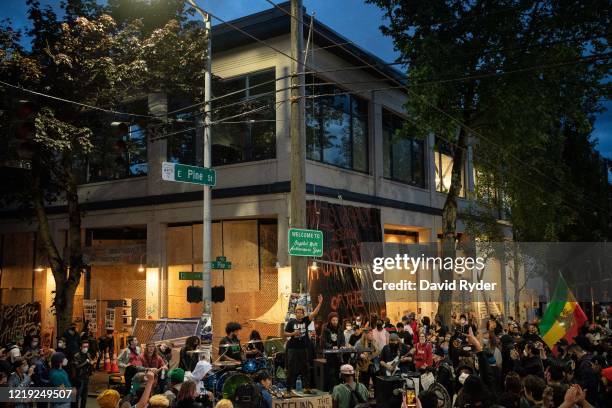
top-left (241, 359), bottom-right (259, 374)
top-left (203, 371), bottom-right (220, 392)
top-left (215, 372), bottom-right (252, 400)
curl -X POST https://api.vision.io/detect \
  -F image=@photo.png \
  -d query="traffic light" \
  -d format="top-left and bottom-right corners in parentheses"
top-left (13, 100), bottom-right (37, 160)
top-left (211, 285), bottom-right (225, 303)
top-left (187, 285), bottom-right (202, 303)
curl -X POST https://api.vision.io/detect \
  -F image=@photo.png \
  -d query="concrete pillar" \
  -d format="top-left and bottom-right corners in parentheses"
top-left (371, 91), bottom-right (383, 197)
top-left (147, 93), bottom-right (168, 196)
top-left (146, 218), bottom-right (166, 318)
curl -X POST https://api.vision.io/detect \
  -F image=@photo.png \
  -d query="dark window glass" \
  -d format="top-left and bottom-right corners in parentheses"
top-left (382, 109), bottom-right (425, 187)
top-left (305, 76), bottom-right (369, 172)
top-left (212, 69), bottom-right (276, 166)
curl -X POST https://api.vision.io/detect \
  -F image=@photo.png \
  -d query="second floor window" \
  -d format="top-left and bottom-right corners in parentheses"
top-left (382, 109), bottom-right (425, 187)
top-left (306, 76), bottom-right (368, 172)
top-left (212, 69), bottom-right (276, 166)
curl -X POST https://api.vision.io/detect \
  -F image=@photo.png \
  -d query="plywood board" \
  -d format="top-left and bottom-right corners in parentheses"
top-left (222, 220), bottom-right (259, 292)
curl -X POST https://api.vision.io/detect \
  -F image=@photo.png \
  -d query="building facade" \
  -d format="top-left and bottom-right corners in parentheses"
top-left (0, 5), bottom-right (513, 345)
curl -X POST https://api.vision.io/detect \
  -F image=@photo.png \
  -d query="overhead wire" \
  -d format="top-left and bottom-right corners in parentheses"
top-left (262, 0), bottom-right (611, 215)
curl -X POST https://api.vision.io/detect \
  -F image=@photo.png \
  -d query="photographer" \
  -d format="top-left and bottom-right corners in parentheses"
top-left (511, 341), bottom-right (545, 379)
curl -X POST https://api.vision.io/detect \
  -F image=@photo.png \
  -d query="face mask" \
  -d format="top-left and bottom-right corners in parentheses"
top-left (82, 348), bottom-right (88, 354)
top-left (460, 319), bottom-right (466, 325)
top-left (31, 341), bottom-right (39, 347)
top-left (62, 358), bottom-right (68, 366)
top-left (458, 372), bottom-right (469, 384)
top-left (58, 342), bottom-right (65, 348)
top-left (346, 326), bottom-right (352, 331)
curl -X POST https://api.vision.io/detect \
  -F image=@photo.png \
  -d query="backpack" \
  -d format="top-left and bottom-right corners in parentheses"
top-left (234, 382), bottom-right (265, 408)
top-left (345, 383), bottom-right (369, 408)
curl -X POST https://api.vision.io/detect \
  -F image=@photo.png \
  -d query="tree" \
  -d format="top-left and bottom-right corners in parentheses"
top-left (0, 0), bottom-right (207, 338)
top-left (367, 0), bottom-right (609, 325)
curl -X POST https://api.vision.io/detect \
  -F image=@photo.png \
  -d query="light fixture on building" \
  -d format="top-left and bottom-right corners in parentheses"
top-left (311, 261), bottom-right (318, 270)
top-left (138, 253), bottom-right (145, 273)
top-left (34, 267), bottom-right (45, 272)
top-left (275, 262), bottom-right (281, 269)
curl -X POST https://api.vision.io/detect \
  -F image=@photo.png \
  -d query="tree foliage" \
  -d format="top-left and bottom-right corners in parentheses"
top-left (368, 0), bottom-right (610, 322)
top-left (0, 0), bottom-right (208, 336)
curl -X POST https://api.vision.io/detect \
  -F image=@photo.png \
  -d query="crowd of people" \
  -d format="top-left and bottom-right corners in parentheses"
top-left (280, 305), bottom-right (612, 408)
top-left (0, 305), bottom-right (611, 408)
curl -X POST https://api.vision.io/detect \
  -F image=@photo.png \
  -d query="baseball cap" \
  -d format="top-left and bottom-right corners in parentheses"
top-left (340, 364), bottom-right (355, 375)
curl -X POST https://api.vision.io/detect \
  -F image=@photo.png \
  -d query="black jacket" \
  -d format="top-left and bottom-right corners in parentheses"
top-left (513, 355), bottom-right (544, 379)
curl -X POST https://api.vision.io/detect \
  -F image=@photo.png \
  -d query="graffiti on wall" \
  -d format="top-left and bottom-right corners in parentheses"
top-left (0, 302), bottom-right (41, 344)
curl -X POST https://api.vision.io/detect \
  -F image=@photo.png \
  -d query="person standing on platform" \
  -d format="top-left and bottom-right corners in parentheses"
top-left (284, 294), bottom-right (323, 391)
top-left (323, 312), bottom-right (345, 390)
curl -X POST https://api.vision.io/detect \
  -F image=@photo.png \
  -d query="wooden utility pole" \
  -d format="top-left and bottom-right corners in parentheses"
top-left (290, 0), bottom-right (307, 293)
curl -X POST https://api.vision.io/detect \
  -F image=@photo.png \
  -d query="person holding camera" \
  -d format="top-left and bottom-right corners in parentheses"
top-left (510, 341), bottom-right (545, 379)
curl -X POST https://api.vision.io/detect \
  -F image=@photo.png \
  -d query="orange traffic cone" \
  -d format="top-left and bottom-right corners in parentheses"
top-left (110, 353), bottom-right (120, 373)
top-left (104, 351), bottom-right (111, 372)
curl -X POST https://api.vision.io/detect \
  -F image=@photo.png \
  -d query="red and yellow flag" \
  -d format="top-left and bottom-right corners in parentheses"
top-left (539, 275), bottom-right (588, 350)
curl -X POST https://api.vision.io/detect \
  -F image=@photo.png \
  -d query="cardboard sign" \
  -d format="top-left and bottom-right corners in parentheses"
top-left (272, 395), bottom-right (332, 408)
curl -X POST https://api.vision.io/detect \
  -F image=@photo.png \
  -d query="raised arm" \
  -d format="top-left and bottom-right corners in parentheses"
top-left (309, 294), bottom-right (324, 320)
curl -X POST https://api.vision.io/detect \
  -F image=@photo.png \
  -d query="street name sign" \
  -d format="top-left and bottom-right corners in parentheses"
top-left (179, 271), bottom-right (203, 280)
top-left (162, 161), bottom-right (216, 186)
top-left (211, 256), bottom-right (231, 269)
top-left (288, 228), bottom-right (323, 257)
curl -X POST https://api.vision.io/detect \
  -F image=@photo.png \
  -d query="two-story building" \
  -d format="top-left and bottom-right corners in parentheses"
top-left (0, 3), bottom-right (511, 343)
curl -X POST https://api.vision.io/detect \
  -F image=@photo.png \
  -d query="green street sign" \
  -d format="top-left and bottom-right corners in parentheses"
top-left (162, 161), bottom-right (216, 186)
top-left (288, 228), bottom-right (323, 257)
top-left (179, 271), bottom-right (203, 280)
top-left (211, 261), bottom-right (231, 269)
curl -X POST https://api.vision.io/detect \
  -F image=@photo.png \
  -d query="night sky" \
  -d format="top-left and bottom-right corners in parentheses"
top-left (2, 0), bottom-right (610, 161)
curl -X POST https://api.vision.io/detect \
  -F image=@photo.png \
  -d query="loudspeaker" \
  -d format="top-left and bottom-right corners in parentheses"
top-left (187, 285), bottom-right (202, 303)
top-left (375, 376), bottom-right (404, 408)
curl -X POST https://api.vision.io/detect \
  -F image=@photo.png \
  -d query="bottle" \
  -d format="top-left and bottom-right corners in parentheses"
top-left (295, 375), bottom-right (303, 392)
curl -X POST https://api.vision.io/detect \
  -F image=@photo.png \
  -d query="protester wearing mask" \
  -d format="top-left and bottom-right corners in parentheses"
top-left (25, 335), bottom-right (41, 355)
top-left (348, 324), bottom-right (364, 346)
top-left (380, 333), bottom-right (413, 375)
top-left (372, 320), bottom-right (389, 351)
top-left (0, 348), bottom-right (13, 376)
top-left (396, 322), bottom-right (413, 347)
top-left (8, 358), bottom-right (34, 408)
top-left (343, 320), bottom-right (354, 345)
top-left (62, 322), bottom-right (81, 358)
top-left (7, 341), bottom-right (22, 363)
top-left (49, 352), bottom-right (72, 408)
top-left (73, 340), bottom-right (94, 408)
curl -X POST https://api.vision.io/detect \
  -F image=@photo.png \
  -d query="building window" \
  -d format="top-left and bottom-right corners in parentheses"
top-left (85, 118), bottom-right (148, 183)
top-left (434, 140), bottom-right (465, 196)
top-left (382, 109), bottom-right (425, 187)
top-left (211, 69), bottom-right (276, 166)
top-left (305, 76), bottom-right (368, 172)
top-left (384, 228), bottom-right (419, 244)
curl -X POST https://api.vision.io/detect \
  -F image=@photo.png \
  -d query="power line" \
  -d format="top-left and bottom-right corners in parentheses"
top-left (263, 0), bottom-right (611, 215)
top-left (0, 80), bottom-right (160, 120)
